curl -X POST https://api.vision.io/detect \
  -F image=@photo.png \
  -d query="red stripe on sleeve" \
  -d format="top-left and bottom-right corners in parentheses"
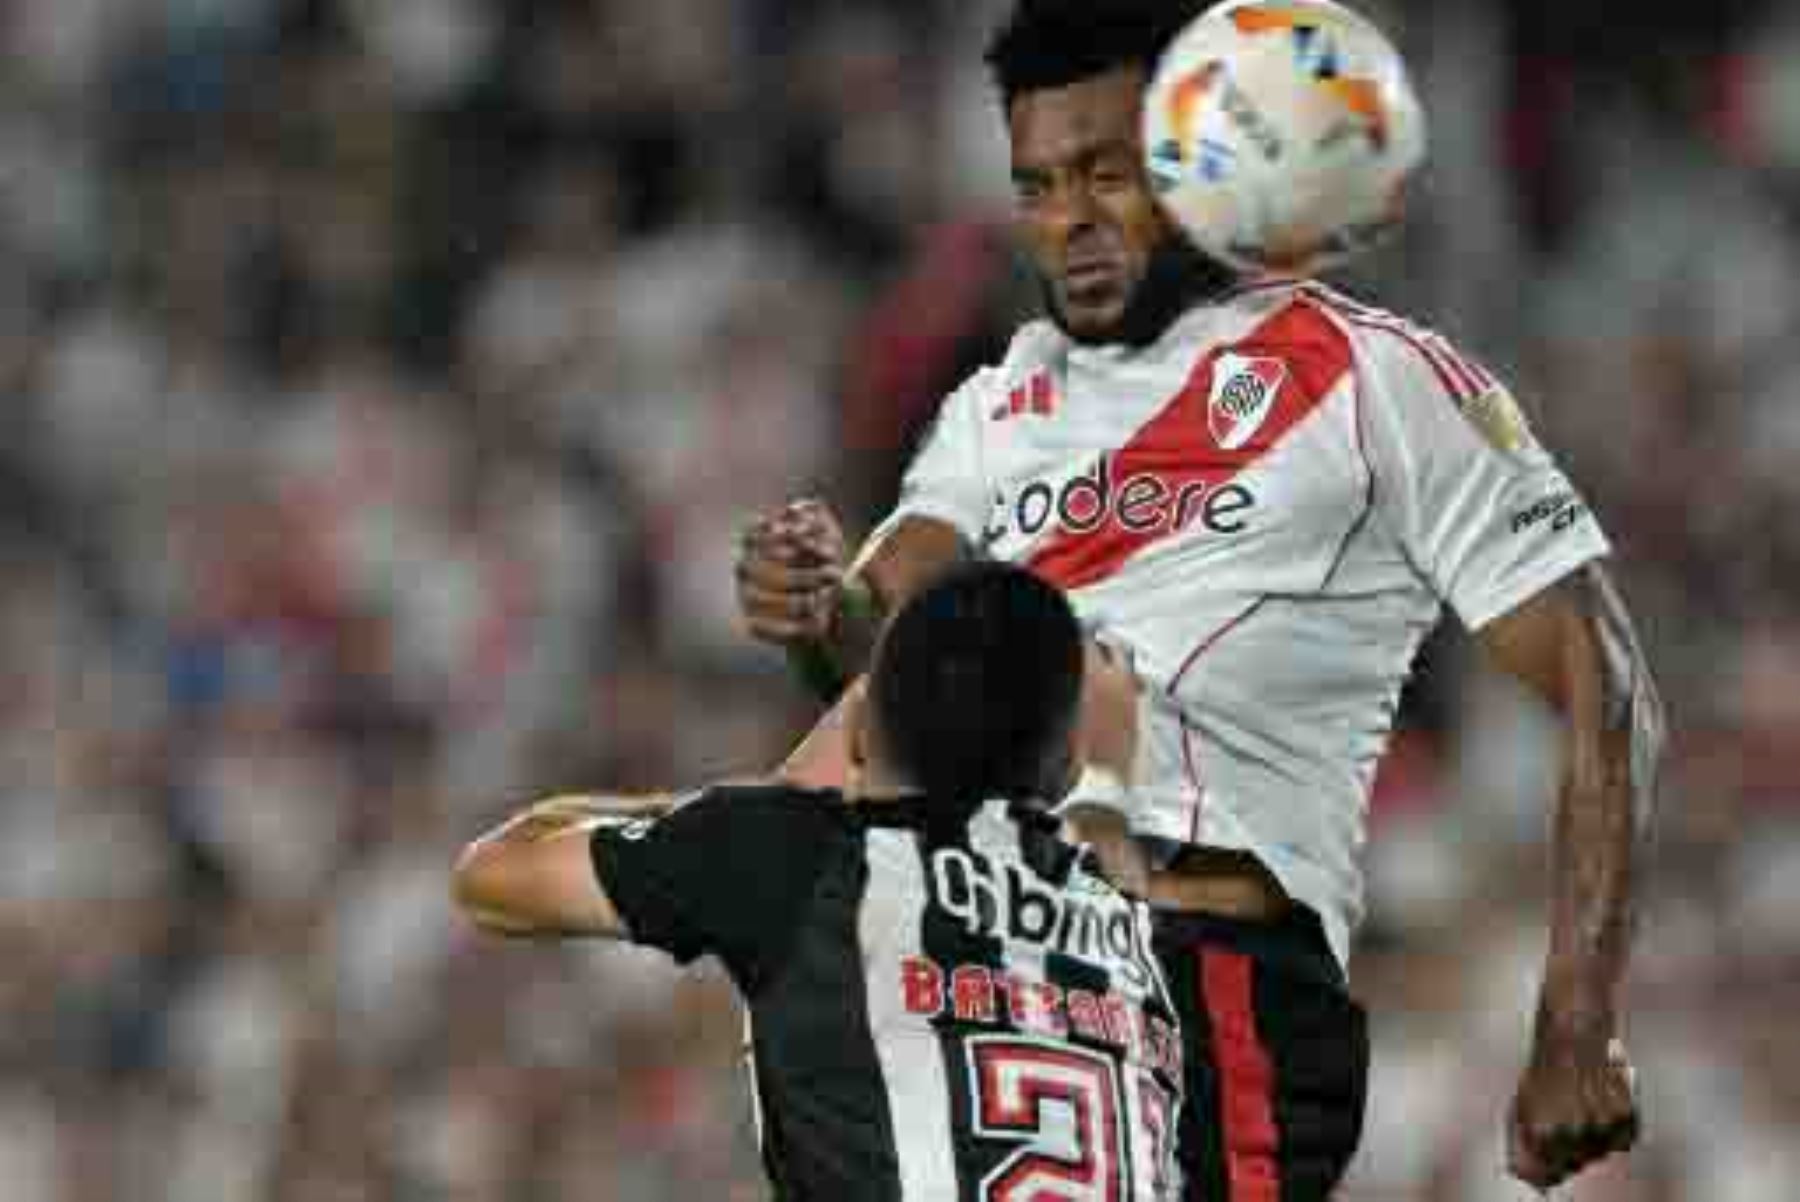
top-left (1312, 289), bottom-right (1496, 402)
top-left (1422, 333), bottom-right (1482, 398)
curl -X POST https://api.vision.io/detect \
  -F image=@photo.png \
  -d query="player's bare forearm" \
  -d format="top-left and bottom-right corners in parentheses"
top-left (738, 503), bottom-right (975, 700)
top-left (478, 793), bottom-right (676, 844)
top-left (792, 516), bottom-right (975, 699)
top-left (843, 519), bottom-right (975, 662)
top-left (789, 573), bottom-right (885, 698)
top-left (1063, 639), bottom-right (1152, 894)
top-left (1540, 717), bottom-right (1639, 1030)
top-left (1483, 564), bottom-right (1662, 1188)
top-left (1480, 565), bottom-right (1665, 1025)
top-left (1543, 567), bottom-right (1664, 1025)
top-left (453, 793), bottom-right (676, 938)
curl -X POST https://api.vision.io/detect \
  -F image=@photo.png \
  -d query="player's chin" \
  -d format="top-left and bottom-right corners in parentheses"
top-left (1053, 287), bottom-right (1131, 344)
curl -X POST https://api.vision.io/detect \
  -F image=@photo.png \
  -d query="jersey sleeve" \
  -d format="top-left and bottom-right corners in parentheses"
top-left (589, 786), bottom-right (848, 994)
top-left (864, 368), bottom-right (998, 549)
top-left (1356, 327), bottom-right (1611, 630)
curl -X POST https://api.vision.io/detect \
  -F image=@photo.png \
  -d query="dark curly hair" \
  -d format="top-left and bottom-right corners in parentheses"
top-left (984, 0), bottom-right (1211, 111)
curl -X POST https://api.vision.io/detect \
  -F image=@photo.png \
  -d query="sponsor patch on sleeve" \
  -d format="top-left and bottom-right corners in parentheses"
top-left (1459, 385), bottom-right (1542, 460)
top-left (1509, 490), bottom-right (1587, 535)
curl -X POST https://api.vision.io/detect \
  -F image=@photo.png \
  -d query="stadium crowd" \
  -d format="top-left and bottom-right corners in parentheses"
top-left (2, 1), bottom-right (1796, 1198)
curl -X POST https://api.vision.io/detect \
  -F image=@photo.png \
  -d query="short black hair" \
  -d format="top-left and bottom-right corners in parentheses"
top-left (868, 562), bottom-right (1084, 807)
top-left (984, 0), bottom-right (1209, 111)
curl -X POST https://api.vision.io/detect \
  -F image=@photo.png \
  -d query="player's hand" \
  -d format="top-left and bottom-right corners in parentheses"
top-left (1507, 1023), bottom-right (1640, 1192)
top-left (736, 499), bottom-right (848, 646)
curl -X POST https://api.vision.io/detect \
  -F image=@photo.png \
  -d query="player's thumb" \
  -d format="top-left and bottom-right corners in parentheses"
top-left (1505, 1114), bottom-right (1551, 1189)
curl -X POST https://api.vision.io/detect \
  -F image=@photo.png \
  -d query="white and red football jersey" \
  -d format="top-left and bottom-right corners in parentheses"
top-left (869, 280), bottom-right (1609, 966)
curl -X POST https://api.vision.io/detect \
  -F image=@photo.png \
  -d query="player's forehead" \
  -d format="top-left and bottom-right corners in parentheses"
top-left (1006, 66), bottom-right (1147, 172)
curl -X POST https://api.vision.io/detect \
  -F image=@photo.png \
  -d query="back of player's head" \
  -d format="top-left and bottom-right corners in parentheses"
top-left (984, 0), bottom-right (1209, 111)
top-left (867, 562), bottom-right (1084, 808)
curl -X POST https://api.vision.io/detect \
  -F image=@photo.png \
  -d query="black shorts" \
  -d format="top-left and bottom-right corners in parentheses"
top-left (1153, 907), bottom-right (1369, 1202)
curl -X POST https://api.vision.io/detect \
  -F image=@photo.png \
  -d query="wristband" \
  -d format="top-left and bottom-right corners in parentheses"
top-left (786, 640), bottom-right (849, 700)
top-left (784, 578), bottom-right (882, 700)
top-left (1060, 762), bottom-right (1130, 815)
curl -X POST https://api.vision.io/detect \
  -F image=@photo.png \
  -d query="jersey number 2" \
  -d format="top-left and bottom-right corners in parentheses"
top-left (968, 1037), bottom-right (1128, 1201)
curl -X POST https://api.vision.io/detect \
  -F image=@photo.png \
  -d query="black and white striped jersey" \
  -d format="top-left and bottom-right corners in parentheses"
top-left (590, 783), bottom-right (1183, 1201)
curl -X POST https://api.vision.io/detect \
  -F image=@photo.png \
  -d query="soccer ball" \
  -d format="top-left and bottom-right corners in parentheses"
top-left (1142, 0), bottom-right (1426, 276)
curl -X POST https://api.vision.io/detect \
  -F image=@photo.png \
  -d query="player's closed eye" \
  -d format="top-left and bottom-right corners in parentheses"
top-left (1088, 150), bottom-right (1138, 192)
top-left (1091, 167), bottom-right (1133, 193)
top-left (1012, 174), bottom-right (1049, 206)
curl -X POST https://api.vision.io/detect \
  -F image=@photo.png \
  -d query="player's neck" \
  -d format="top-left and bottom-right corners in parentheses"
top-left (847, 764), bottom-right (920, 806)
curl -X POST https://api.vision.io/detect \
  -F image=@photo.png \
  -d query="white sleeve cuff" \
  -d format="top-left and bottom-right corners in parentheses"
top-left (1059, 764), bottom-right (1131, 817)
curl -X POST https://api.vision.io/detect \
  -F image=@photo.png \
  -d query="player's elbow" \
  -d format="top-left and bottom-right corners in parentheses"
top-left (452, 841), bottom-right (539, 936)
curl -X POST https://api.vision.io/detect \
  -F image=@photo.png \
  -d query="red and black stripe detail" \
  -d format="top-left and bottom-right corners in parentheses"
top-left (1153, 909), bottom-right (1369, 1202)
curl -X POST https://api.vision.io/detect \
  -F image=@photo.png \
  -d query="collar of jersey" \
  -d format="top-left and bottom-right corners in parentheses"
top-left (857, 794), bottom-right (1060, 835)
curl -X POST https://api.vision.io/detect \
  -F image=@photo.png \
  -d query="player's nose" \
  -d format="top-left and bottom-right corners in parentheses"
top-left (1040, 181), bottom-right (1102, 246)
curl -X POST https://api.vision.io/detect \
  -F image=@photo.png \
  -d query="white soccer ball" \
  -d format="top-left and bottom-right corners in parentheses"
top-left (1142, 0), bottom-right (1426, 276)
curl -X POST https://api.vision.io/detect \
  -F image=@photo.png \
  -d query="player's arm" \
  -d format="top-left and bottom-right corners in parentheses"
top-left (738, 367), bottom-right (998, 700)
top-left (1477, 562), bottom-right (1665, 1189)
top-left (738, 503), bottom-right (972, 701)
top-left (1349, 317), bottom-right (1663, 1189)
top-left (452, 794), bottom-right (674, 938)
top-left (739, 506), bottom-right (972, 787)
top-left (1063, 640), bottom-right (1152, 895)
top-left (455, 786), bottom-right (844, 993)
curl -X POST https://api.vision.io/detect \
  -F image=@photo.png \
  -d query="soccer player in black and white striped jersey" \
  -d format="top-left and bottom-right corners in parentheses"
top-left (454, 563), bottom-right (1184, 1200)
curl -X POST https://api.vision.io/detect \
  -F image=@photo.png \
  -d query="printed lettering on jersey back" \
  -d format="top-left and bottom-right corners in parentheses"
top-left (1207, 353), bottom-right (1287, 450)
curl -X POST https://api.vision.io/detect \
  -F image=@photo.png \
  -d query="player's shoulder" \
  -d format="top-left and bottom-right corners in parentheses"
top-left (1291, 279), bottom-right (1438, 339)
top-left (1294, 281), bottom-right (1501, 402)
top-left (682, 781), bottom-right (859, 835)
top-left (925, 321), bottom-right (1069, 426)
top-left (699, 779), bottom-right (850, 808)
top-left (1000, 319), bottom-right (1068, 372)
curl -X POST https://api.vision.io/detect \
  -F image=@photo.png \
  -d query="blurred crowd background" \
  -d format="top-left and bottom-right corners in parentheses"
top-left (3, 0), bottom-right (1797, 1199)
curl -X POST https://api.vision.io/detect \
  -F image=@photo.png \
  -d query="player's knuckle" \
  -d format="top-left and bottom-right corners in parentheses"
top-left (1526, 1115), bottom-right (1559, 1139)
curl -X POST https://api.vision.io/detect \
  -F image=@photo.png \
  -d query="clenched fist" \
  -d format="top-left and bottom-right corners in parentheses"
top-left (735, 499), bottom-right (848, 646)
top-left (1508, 1026), bottom-right (1641, 1192)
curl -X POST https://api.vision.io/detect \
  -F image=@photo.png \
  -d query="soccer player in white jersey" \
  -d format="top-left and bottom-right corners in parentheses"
top-left (455, 564), bottom-right (1183, 1200)
top-left (734, 2), bottom-right (1664, 1198)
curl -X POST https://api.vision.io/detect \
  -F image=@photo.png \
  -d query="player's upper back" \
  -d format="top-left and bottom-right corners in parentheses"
top-left (855, 793), bottom-right (1175, 1049)
top-left (847, 794), bottom-right (1183, 1202)
top-left (635, 785), bottom-right (1180, 1200)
